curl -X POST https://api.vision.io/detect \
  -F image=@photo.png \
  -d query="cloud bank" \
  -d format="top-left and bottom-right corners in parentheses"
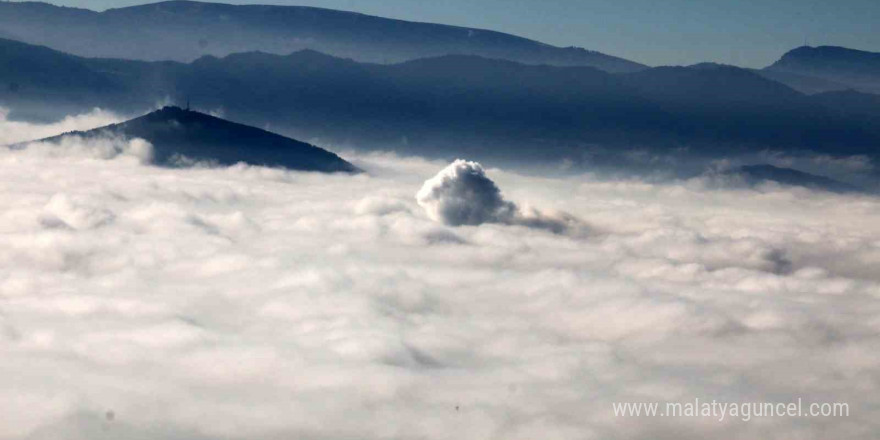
top-left (0, 114), bottom-right (878, 440)
top-left (13, 135), bottom-right (154, 164)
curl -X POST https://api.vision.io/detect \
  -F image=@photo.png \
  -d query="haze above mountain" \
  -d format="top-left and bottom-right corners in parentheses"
top-left (0, 0), bottom-right (645, 73)
top-left (2, 37), bottom-right (879, 174)
top-left (21, 106), bottom-right (358, 172)
top-left (766, 46), bottom-right (880, 94)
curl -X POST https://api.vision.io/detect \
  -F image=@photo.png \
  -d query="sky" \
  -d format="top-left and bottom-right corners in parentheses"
top-left (27, 0), bottom-right (880, 67)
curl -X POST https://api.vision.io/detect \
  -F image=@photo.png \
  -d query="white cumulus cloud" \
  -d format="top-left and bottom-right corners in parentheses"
top-left (417, 159), bottom-right (587, 235)
top-left (416, 159), bottom-right (517, 226)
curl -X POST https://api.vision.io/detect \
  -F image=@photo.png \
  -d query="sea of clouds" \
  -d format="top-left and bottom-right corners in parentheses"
top-left (1, 109), bottom-right (879, 439)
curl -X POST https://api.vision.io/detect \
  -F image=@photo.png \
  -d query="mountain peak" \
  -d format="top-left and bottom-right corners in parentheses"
top-left (767, 45), bottom-right (880, 94)
top-left (784, 45), bottom-right (874, 55)
top-left (37, 107), bottom-right (359, 173)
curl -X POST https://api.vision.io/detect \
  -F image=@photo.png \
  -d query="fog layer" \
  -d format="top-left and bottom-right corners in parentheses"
top-left (1, 114), bottom-right (878, 440)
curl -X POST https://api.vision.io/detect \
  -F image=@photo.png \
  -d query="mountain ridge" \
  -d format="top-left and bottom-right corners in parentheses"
top-left (0, 0), bottom-right (647, 73)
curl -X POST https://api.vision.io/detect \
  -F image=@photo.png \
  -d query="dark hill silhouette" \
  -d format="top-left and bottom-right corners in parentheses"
top-left (754, 69), bottom-right (851, 95)
top-left (33, 106), bottom-right (359, 172)
top-left (689, 62), bottom-right (855, 95)
top-left (765, 46), bottom-right (880, 94)
top-left (728, 165), bottom-right (862, 193)
top-left (622, 64), bottom-right (807, 108)
top-left (0, 0), bottom-right (646, 73)
top-left (809, 89), bottom-right (880, 127)
top-left (613, 64), bottom-right (877, 154)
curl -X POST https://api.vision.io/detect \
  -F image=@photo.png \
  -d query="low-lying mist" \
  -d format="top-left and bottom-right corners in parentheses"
top-left (0, 107), bottom-right (123, 146)
top-left (1, 110), bottom-right (878, 439)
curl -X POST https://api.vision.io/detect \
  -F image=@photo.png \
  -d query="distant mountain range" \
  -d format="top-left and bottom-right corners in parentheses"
top-left (0, 0), bottom-right (646, 73)
top-left (3, 1), bottom-right (879, 96)
top-left (27, 106), bottom-right (359, 172)
top-left (2, 37), bottom-right (879, 170)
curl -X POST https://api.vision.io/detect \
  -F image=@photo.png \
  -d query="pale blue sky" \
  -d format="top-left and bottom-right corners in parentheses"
top-left (27, 0), bottom-right (880, 67)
